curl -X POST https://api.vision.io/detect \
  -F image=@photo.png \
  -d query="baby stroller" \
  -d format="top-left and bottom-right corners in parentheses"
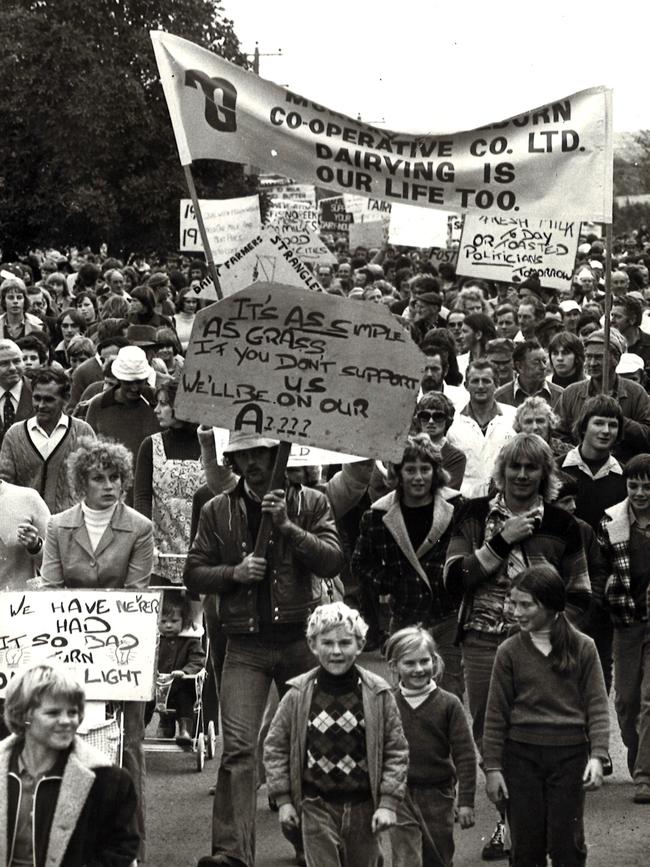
top-left (147, 666), bottom-right (217, 771)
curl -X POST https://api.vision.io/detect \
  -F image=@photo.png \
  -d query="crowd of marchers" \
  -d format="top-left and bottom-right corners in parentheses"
top-left (1, 230), bottom-right (650, 867)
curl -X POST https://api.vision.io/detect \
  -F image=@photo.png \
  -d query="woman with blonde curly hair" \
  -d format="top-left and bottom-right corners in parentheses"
top-left (41, 435), bottom-right (153, 860)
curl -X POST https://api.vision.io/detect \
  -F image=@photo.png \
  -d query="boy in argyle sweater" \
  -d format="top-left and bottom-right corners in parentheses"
top-left (264, 602), bottom-right (409, 866)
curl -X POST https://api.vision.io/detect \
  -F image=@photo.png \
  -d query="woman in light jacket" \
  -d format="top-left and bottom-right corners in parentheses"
top-left (0, 664), bottom-right (139, 867)
top-left (40, 436), bottom-right (153, 860)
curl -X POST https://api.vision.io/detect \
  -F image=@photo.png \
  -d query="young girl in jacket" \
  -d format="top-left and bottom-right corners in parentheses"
top-left (386, 626), bottom-right (476, 867)
top-left (483, 565), bottom-right (609, 867)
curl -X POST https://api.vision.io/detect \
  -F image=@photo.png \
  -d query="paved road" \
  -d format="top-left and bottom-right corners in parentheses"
top-left (145, 651), bottom-right (650, 866)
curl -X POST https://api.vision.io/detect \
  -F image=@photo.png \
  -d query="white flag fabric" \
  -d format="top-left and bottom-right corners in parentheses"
top-left (151, 31), bottom-right (612, 222)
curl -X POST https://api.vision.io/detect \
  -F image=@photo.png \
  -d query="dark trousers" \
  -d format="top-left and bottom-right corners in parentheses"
top-left (583, 602), bottom-right (613, 694)
top-left (504, 740), bottom-right (588, 867)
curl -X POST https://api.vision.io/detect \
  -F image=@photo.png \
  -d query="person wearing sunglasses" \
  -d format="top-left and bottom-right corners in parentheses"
top-left (414, 392), bottom-right (466, 491)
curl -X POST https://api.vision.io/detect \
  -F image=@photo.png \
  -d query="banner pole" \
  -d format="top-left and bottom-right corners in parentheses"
top-left (183, 164), bottom-right (223, 301)
top-left (253, 441), bottom-right (292, 559)
top-left (601, 222), bottom-right (613, 394)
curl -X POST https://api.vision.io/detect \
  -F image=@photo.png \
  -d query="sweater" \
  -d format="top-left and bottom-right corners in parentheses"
top-left (86, 386), bottom-right (159, 504)
top-left (303, 666), bottom-right (370, 800)
top-left (0, 418), bottom-right (95, 513)
top-left (394, 687), bottom-right (477, 807)
top-left (559, 448), bottom-right (626, 531)
top-left (483, 631), bottom-right (610, 771)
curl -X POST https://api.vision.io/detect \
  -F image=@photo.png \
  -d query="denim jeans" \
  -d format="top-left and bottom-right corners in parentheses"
top-left (390, 613), bottom-right (464, 701)
top-left (461, 630), bottom-right (504, 757)
top-left (390, 783), bottom-right (455, 867)
top-left (301, 796), bottom-right (383, 867)
top-left (210, 633), bottom-right (314, 866)
top-left (612, 621), bottom-right (650, 783)
top-left (504, 740), bottom-right (588, 867)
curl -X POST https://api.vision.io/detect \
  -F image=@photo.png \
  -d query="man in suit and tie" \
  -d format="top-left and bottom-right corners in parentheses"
top-left (0, 339), bottom-right (33, 447)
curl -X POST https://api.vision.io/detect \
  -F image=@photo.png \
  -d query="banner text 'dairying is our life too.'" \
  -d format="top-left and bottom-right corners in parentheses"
top-left (152, 31), bottom-right (612, 222)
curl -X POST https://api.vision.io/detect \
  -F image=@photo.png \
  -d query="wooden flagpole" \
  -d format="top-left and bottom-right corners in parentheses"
top-left (601, 222), bottom-right (613, 393)
top-left (183, 164), bottom-right (223, 301)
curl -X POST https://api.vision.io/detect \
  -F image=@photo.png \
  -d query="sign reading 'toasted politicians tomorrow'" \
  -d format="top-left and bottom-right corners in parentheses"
top-left (152, 31), bottom-right (612, 222)
top-left (457, 215), bottom-right (580, 289)
top-left (175, 283), bottom-right (424, 461)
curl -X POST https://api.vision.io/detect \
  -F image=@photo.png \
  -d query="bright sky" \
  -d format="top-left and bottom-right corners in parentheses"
top-left (221, 0), bottom-right (647, 134)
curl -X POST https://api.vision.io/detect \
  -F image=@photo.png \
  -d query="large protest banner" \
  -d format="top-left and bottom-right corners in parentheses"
top-left (152, 31), bottom-right (612, 222)
top-left (189, 225), bottom-right (324, 301)
top-left (457, 215), bottom-right (580, 289)
top-left (175, 283), bottom-right (424, 461)
top-left (179, 195), bottom-right (261, 258)
top-left (0, 590), bottom-right (162, 701)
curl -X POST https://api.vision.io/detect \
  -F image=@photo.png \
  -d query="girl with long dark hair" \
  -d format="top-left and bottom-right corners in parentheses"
top-left (483, 565), bottom-right (609, 867)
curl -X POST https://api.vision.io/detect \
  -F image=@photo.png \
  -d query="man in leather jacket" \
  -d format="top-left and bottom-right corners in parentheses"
top-left (184, 431), bottom-right (343, 867)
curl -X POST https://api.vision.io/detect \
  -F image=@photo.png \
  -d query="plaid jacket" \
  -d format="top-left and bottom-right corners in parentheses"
top-left (351, 489), bottom-right (459, 624)
top-left (597, 499), bottom-right (641, 625)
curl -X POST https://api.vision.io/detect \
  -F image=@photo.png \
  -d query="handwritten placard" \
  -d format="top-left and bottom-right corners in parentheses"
top-left (0, 590), bottom-right (162, 701)
top-left (457, 215), bottom-right (579, 289)
top-left (319, 196), bottom-right (353, 240)
top-left (176, 283), bottom-right (424, 461)
top-left (266, 200), bottom-right (337, 265)
top-left (189, 225), bottom-right (324, 302)
top-left (179, 196), bottom-right (261, 259)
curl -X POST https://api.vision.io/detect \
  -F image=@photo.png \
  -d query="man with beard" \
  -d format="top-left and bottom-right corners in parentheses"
top-left (185, 431), bottom-right (343, 867)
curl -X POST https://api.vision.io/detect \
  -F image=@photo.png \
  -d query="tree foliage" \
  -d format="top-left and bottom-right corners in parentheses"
top-left (0, 0), bottom-right (255, 257)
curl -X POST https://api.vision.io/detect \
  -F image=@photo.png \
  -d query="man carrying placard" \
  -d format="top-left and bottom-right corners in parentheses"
top-left (184, 431), bottom-right (343, 867)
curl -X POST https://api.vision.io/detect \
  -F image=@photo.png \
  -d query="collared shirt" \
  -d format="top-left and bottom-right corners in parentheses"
top-left (512, 374), bottom-right (553, 404)
top-left (447, 402), bottom-right (516, 498)
top-left (562, 446), bottom-right (623, 481)
top-left (27, 412), bottom-right (70, 459)
top-left (0, 380), bottom-right (23, 412)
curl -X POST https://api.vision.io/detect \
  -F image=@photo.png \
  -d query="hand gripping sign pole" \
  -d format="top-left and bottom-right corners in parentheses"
top-left (183, 165), bottom-right (223, 301)
top-left (253, 441), bottom-right (292, 558)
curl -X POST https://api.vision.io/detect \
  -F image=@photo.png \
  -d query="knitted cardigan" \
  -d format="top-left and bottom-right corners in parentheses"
top-left (0, 418), bottom-right (95, 513)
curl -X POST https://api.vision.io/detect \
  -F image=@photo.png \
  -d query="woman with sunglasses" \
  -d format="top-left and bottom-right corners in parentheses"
top-left (414, 391), bottom-right (466, 490)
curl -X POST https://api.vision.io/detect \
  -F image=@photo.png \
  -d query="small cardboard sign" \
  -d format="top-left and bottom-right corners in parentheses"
top-left (389, 204), bottom-right (452, 248)
top-left (0, 590), bottom-right (162, 701)
top-left (189, 225), bottom-right (324, 301)
top-left (179, 196), bottom-right (261, 258)
top-left (176, 283), bottom-right (424, 461)
top-left (267, 200), bottom-right (337, 265)
top-left (457, 214), bottom-right (580, 289)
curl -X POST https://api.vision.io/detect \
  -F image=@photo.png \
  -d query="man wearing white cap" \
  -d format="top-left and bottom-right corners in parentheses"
top-left (559, 299), bottom-right (581, 334)
top-left (185, 430), bottom-right (344, 867)
top-left (85, 346), bottom-right (159, 503)
top-left (557, 328), bottom-right (650, 464)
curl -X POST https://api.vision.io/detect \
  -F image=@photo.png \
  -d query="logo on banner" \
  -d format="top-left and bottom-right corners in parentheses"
top-left (185, 70), bottom-right (237, 132)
